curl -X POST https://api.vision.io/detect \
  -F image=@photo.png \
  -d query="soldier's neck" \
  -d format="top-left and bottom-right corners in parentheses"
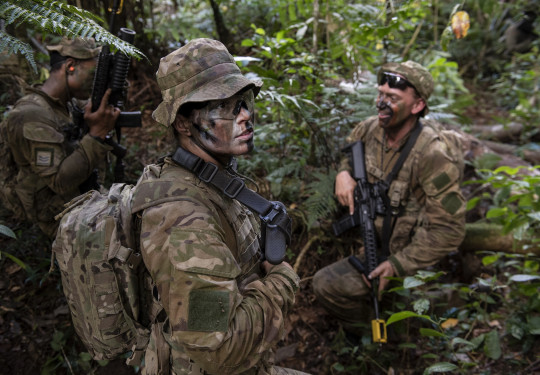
top-left (385, 116), bottom-right (418, 148)
top-left (179, 137), bottom-right (230, 168)
top-left (41, 73), bottom-right (69, 105)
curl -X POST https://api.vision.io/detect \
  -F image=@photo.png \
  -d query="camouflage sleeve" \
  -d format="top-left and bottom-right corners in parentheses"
top-left (140, 198), bottom-right (299, 373)
top-left (388, 138), bottom-right (466, 275)
top-left (21, 121), bottom-right (112, 195)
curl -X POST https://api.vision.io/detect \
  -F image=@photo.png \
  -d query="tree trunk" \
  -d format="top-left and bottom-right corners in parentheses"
top-left (460, 222), bottom-right (539, 255)
top-left (208, 0), bottom-right (233, 50)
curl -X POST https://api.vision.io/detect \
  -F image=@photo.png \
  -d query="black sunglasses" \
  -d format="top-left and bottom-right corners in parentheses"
top-left (379, 72), bottom-right (415, 91)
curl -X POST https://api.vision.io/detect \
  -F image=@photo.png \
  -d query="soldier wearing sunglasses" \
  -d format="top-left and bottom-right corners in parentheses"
top-left (313, 61), bottom-right (466, 338)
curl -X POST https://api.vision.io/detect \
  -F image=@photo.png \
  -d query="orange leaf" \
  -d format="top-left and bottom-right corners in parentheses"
top-left (441, 318), bottom-right (459, 330)
top-left (451, 11), bottom-right (470, 39)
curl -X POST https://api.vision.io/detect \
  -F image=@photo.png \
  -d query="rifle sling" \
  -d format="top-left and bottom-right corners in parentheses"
top-left (171, 146), bottom-right (287, 232)
top-left (380, 121), bottom-right (423, 257)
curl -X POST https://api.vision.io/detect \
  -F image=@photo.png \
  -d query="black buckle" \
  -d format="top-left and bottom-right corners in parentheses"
top-left (261, 202), bottom-right (284, 224)
top-left (127, 251), bottom-right (143, 269)
top-left (224, 177), bottom-right (245, 198)
top-left (198, 162), bottom-right (218, 182)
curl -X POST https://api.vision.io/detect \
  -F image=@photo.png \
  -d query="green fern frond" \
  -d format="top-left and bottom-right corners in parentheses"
top-left (302, 171), bottom-right (338, 229)
top-left (0, 0), bottom-right (145, 71)
top-left (0, 31), bottom-right (37, 72)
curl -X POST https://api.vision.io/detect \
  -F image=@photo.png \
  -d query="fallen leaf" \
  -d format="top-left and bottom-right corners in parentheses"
top-left (441, 318), bottom-right (459, 330)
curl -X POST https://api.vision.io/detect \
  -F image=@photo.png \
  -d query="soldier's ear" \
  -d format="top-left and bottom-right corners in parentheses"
top-left (173, 113), bottom-right (192, 136)
top-left (411, 97), bottom-right (426, 116)
top-left (65, 59), bottom-right (76, 75)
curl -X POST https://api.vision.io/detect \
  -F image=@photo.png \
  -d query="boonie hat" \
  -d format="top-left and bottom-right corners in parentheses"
top-left (378, 61), bottom-right (434, 111)
top-left (152, 38), bottom-right (263, 127)
top-left (46, 37), bottom-right (100, 60)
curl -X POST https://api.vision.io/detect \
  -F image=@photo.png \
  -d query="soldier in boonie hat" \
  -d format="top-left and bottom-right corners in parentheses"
top-left (136, 38), bottom-right (310, 375)
top-left (153, 38), bottom-right (262, 128)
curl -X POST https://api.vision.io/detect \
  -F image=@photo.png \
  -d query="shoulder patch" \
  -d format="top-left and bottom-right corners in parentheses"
top-left (441, 192), bottom-right (463, 215)
top-left (188, 290), bottom-right (229, 332)
top-left (431, 172), bottom-right (451, 191)
top-left (23, 122), bottom-right (64, 143)
top-left (34, 147), bottom-right (54, 166)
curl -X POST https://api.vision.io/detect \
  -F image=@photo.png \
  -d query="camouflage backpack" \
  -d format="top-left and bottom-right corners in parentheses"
top-left (52, 183), bottom-right (156, 365)
top-left (52, 148), bottom-right (292, 367)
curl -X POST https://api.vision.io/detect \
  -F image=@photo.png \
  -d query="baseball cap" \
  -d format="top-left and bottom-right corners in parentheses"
top-left (46, 37), bottom-right (101, 60)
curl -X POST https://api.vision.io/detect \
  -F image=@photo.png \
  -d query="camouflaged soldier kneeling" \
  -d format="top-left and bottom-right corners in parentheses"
top-left (313, 61), bottom-right (466, 337)
top-left (0, 37), bottom-right (119, 238)
top-left (136, 38), bottom-right (310, 375)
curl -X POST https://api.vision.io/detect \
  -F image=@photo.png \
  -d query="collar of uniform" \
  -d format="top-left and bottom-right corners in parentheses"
top-left (375, 120), bottom-right (420, 152)
top-left (26, 84), bottom-right (69, 116)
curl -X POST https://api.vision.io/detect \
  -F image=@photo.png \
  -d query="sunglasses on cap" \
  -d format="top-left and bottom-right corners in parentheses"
top-left (379, 72), bottom-right (416, 91)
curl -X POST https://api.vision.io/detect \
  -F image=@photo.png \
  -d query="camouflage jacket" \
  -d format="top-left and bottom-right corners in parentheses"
top-left (132, 157), bottom-right (300, 375)
top-left (2, 86), bottom-right (112, 237)
top-left (339, 116), bottom-right (466, 275)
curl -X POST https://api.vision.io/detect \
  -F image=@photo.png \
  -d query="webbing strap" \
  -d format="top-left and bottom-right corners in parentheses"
top-left (171, 146), bottom-right (291, 264)
top-left (380, 121), bottom-right (423, 257)
top-left (171, 146), bottom-right (275, 217)
top-left (384, 121), bottom-right (423, 186)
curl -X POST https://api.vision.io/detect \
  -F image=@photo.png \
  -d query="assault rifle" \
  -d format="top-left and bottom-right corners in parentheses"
top-left (332, 141), bottom-right (388, 344)
top-left (91, 0), bottom-right (141, 182)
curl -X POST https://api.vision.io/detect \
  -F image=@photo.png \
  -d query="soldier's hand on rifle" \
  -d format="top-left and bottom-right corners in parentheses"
top-left (84, 88), bottom-right (120, 140)
top-left (261, 260), bottom-right (293, 275)
top-left (335, 170), bottom-right (357, 215)
top-left (367, 260), bottom-right (395, 297)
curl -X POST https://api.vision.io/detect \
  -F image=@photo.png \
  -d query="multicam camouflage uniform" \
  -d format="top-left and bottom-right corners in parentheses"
top-left (0, 39), bottom-right (111, 238)
top-left (138, 39), bottom-right (308, 375)
top-left (133, 158), bottom-right (301, 375)
top-left (313, 61), bottom-right (466, 331)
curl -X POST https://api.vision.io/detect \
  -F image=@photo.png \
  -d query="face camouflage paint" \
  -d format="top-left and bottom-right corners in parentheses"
top-left (203, 90), bottom-right (255, 122)
top-left (189, 90), bottom-right (256, 156)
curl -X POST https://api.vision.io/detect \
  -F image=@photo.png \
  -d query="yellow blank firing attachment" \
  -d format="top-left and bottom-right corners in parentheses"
top-left (372, 319), bottom-right (387, 343)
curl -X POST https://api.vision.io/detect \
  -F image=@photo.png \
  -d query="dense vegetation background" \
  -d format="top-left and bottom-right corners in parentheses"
top-left (1, 0), bottom-right (539, 374)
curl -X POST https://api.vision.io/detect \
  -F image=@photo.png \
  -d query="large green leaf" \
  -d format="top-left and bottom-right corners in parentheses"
top-left (386, 310), bottom-right (433, 326)
top-left (484, 330), bottom-right (501, 360)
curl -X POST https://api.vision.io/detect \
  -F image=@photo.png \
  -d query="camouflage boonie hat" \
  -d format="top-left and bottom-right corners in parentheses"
top-left (378, 61), bottom-right (434, 112)
top-left (46, 37), bottom-right (100, 60)
top-left (152, 38), bottom-right (263, 127)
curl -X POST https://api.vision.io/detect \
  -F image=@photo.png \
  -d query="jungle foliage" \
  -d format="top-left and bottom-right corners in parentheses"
top-left (1, 0), bottom-right (539, 374)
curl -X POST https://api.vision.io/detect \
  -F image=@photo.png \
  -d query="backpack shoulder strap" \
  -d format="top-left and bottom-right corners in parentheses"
top-left (170, 146), bottom-right (291, 264)
top-left (171, 147), bottom-right (275, 216)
